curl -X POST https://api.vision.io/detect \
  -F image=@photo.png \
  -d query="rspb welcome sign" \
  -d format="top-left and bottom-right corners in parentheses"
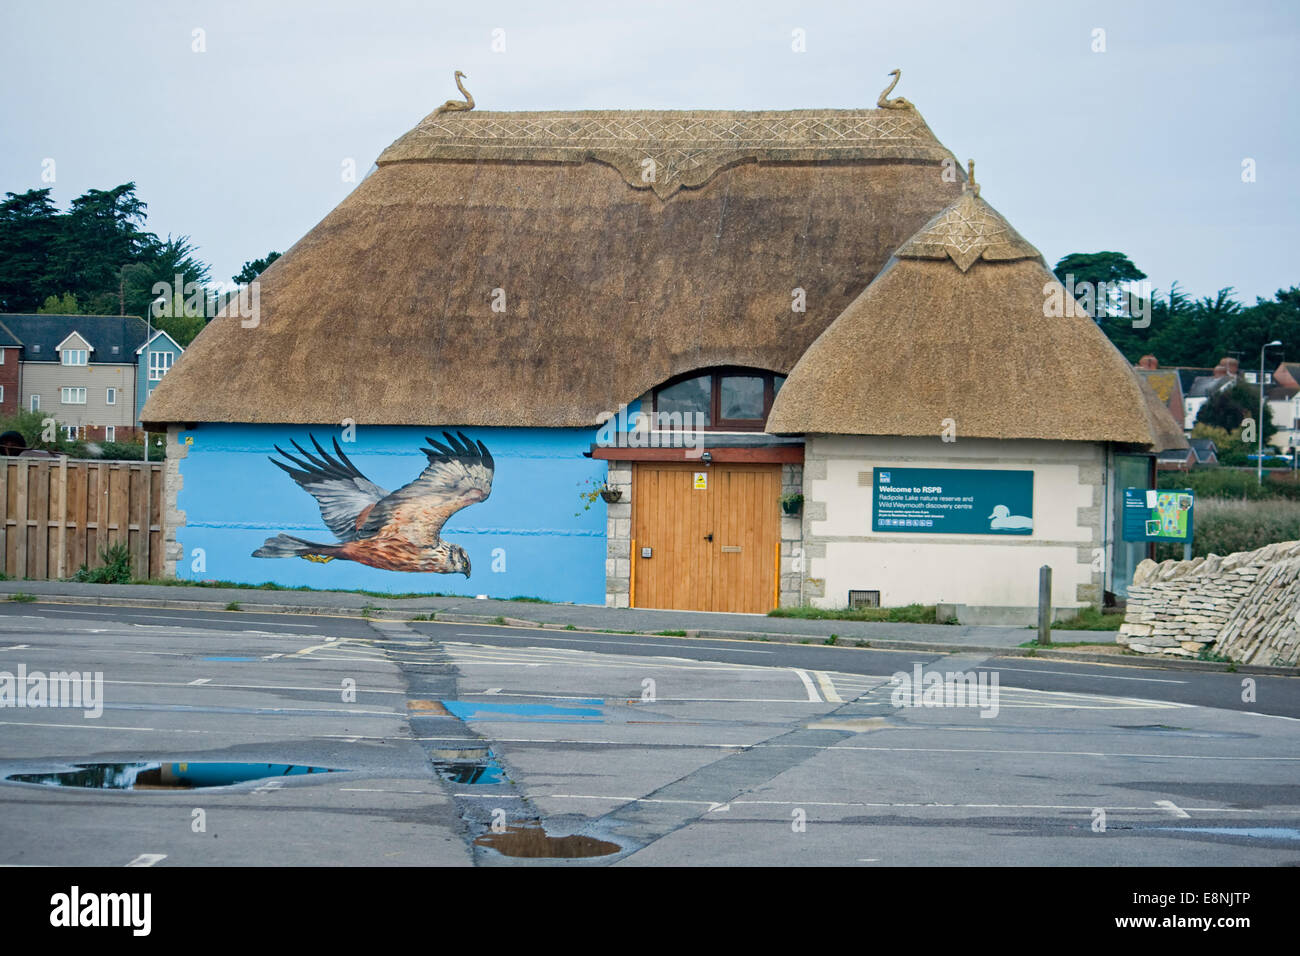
top-left (872, 468), bottom-right (1034, 535)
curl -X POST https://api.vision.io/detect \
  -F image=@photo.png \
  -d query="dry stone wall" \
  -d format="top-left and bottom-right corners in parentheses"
top-left (1118, 541), bottom-right (1300, 667)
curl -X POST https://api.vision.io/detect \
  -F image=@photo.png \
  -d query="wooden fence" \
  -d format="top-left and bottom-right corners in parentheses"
top-left (1, 457), bottom-right (164, 581)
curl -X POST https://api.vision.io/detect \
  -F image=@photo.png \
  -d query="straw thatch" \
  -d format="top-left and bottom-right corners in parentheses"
top-left (142, 107), bottom-right (962, 428)
top-left (767, 189), bottom-right (1188, 450)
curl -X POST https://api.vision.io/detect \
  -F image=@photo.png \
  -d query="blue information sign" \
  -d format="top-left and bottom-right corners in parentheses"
top-left (872, 467), bottom-right (1034, 535)
top-left (1122, 488), bottom-right (1194, 543)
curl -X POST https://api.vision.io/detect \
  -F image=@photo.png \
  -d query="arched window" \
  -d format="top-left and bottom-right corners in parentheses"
top-left (651, 367), bottom-right (786, 431)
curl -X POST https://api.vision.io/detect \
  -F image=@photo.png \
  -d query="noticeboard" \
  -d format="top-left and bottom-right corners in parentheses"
top-left (1122, 488), bottom-right (1194, 542)
top-left (872, 467), bottom-right (1034, 535)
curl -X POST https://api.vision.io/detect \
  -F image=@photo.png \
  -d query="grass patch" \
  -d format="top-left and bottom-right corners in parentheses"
top-left (360, 603), bottom-right (382, 618)
top-left (1018, 638), bottom-right (1117, 648)
top-left (1159, 468), bottom-right (1300, 501)
top-left (409, 613), bottom-right (432, 622)
top-left (825, 634), bottom-right (838, 646)
top-left (128, 577), bottom-right (451, 600)
top-left (655, 629), bottom-right (687, 637)
top-left (8, 592), bottom-right (35, 603)
top-left (769, 603), bottom-right (938, 624)
top-left (225, 601), bottom-right (241, 611)
top-left (507, 595), bottom-right (551, 604)
top-left (1049, 607), bottom-right (1125, 631)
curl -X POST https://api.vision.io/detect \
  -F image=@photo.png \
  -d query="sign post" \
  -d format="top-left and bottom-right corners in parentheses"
top-left (1037, 565), bottom-right (1052, 646)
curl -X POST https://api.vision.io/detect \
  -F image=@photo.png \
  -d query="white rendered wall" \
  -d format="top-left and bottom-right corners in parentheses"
top-left (800, 436), bottom-right (1107, 611)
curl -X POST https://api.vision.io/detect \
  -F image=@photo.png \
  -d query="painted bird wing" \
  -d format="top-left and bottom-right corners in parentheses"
top-left (357, 431), bottom-right (494, 547)
top-left (268, 435), bottom-right (389, 542)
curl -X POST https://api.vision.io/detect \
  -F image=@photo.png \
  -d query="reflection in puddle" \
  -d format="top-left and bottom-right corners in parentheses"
top-left (474, 825), bottom-right (620, 858)
top-left (441, 701), bottom-right (603, 723)
top-left (434, 757), bottom-right (506, 785)
top-left (1155, 826), bottom-right (1300, 841)
top-left (6, 762), bottom-right (342, 790)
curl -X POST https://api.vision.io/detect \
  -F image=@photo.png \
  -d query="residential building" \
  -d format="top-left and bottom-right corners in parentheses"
top-left (0, 314), bottom-right (185, 441)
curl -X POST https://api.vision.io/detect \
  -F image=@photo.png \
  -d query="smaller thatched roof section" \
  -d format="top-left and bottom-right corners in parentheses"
top-left (767, 183), bottom-right (1187, 450)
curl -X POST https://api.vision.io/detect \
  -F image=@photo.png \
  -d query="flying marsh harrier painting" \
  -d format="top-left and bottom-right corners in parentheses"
top-left (252, 432), bottom-right (494, 575)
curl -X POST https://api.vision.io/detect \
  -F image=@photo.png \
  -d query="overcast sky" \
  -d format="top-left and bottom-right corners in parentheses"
top-left (3, 0), bottom-right (1297, 303)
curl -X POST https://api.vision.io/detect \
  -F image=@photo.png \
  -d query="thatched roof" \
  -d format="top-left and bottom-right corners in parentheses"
top-left (142, 106), bottom-right (962, 428)
top-left (767, 186), bottom-right (1188, 451)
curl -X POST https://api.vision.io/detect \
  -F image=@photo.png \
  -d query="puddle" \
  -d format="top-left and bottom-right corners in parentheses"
top-left (407, 700), bottom-right (451, 715)
top-left (474, 825), bottom-right (621, 858)
top-left (441, 701), bottom-right (603, 723)
top-left (6, 761), bottom-right (342, 790)
top-left (433, 757), bottom-right (506, 786)
top-left (806, 717), bottom-right (891, 733)
top-left (1154, 826), bottom-right (1300, 841)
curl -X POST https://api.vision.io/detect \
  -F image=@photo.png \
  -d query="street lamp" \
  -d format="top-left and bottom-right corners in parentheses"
top-left (1259, 340), bottom-right (1282, 485)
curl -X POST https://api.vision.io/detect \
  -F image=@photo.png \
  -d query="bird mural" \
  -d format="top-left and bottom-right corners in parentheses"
top-left (252, 432), bottom-right (494, 575)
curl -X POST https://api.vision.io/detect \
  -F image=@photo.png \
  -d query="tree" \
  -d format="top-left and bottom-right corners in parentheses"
top-left (1052, 251), bottom-right (1148, 317)
top-left (50, 183), bottom-right (155, 313)
top-left (233, 251), bottom-right (280, 285)
top-left (0, 189), bottom-right (61, 311)
top-left (36, 292), bottom-right (80, 314)
top-left (1195, 380), bottom-right (1275, 442)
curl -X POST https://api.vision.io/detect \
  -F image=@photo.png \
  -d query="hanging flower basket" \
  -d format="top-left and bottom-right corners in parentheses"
top-left (599, 487), bottom-right (623, 504)
top-left (781, 493), bottom-right (803, 516)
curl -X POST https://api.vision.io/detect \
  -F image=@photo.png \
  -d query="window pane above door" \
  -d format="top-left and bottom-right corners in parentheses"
top-left (656, 374), bottom-right (711, 425)
top-left (720, 375), bottom-right (764, 420)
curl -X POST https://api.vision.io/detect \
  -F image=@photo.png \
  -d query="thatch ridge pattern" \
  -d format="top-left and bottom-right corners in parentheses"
top-left (379, 108), bottom-right (958, 198)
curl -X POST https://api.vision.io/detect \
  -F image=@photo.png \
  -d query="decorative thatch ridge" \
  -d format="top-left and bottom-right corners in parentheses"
top-left (378, 108), bottom-right (956, 198)
top-left (894, 173), bottom-right (1040, 272)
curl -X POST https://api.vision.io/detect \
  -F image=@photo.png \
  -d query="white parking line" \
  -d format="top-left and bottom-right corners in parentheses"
top-left (814, 671), bottom-right (843, 703)
top-left (21, 608), bottom-right (322, 628)
top-left (1156, 799), bottom-right (1192, 818)
top-left (187, 678), bottom-right (211, 685)
top-left (791, 669), bottom-right (822, 702)
top-left (987, 666), bottom-right (1187, 684)
top-left (449, 633), bottom-right (776, 654)
top-left (125, 854), bottom-right (166, 867)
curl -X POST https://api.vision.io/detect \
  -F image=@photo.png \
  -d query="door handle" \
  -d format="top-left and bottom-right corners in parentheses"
top-left (704, 533), bottom-right (714, 542)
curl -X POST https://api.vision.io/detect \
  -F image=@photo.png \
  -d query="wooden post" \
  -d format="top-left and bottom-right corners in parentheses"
top-left (55, 457), bottom-right (68, 579)
top-left (1037, 565), bottom-right (1052, 645)
top-left (14, 459), bottom-right (29, 580)
top-left (629, 538), bottom-right (636, 609)
top-left (773, 541), bottom-right (780, 610)
top-left (141, 462), bottom-right (153, 580)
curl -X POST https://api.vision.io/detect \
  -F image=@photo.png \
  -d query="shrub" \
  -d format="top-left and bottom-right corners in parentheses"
top-left (1154, 498), bottom-right (1300, 560)
top-left (1157, 468), bottom-right (1300, 501)
top-left (71, 542), bottom-right (133, 584)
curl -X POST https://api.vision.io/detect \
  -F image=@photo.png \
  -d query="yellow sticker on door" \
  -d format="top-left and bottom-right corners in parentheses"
top-left (694, 472), bottom-right (707, 490)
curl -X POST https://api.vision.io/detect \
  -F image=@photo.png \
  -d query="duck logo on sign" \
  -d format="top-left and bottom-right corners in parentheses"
top-left (693, 472), bottom-right (707, 490)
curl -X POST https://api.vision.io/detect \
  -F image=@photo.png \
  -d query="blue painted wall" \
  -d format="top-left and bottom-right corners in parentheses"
top-left (175, 423), bottom-right (612, 603)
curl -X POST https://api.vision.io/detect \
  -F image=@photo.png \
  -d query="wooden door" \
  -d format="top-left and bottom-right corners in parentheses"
top-left (632, 462), bottom-right (781, 613)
